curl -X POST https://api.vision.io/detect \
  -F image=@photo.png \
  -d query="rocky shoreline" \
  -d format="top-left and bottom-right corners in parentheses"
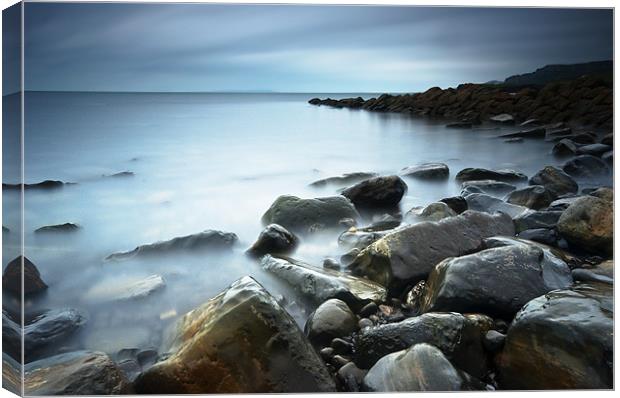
top-left (2, 90), bottom-right (614, 393)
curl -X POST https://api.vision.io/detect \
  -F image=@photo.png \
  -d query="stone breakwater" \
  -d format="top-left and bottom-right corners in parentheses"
top-left (309, 75), bottom-right (612, 130)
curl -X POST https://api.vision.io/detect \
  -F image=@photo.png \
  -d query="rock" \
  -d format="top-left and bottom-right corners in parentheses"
top-left (304, 299), bottom-right (358, 348)
top-left (338, 228), bottom-right (389, 250)
top-left (34, 222), bottom-right (80, 233)
top-left (85, 274), bottom-right (166, 302)
top-left (600, 133), bottom-right (613, 146)
top-left (3, 180), bottom-right (66, 190)
top-left (461, 180), bottom-right (516, 196)
top-left (104, 171), bottom-right (134, 178)
top-left (261, 256), bottom-right (386, 310)
top-left (341, 175), bottom-right (407, 209)
top-left (464, 193), bottom-right (533, 218)
top-left (589, 186), bottom-right (613, 202)
top-left (557, 195), bottom-right (613, 255)
top-left (309, 172), bottom-right (378, 188)
top-left (517, 228), bottom-right (559, 246)
top-left (337, 362), bottom-right (367, 392)
top-left (358, 302), bottom-right (378, 318)
top-left (405, 202), bottom-right (456, 222)
top-left (261, 195), bottom-right (359, 234)
top-left (247, 224), bottom-right (298, 257)
top-left (571, 132), bottom-right (597, 144)
top-left (420, 243), bottom-right (572, 319)
top-left (340, 248), bottom-right (360, 266)
top-left (400, 163), bottom-right (449, 180)
top-left (331, 355), bottom-right (350, 369)
top-left (499, 127), bottom-right (546, 139)
top-left (602, 150), bottom-right (613, 164)
top-left (547, 196), bottom-right (581, 210)
top-left (331, 338), bottom-right (353, 355)
top-left (134, 276), bottom-right (336, 393)
top-left (506, 185), bottom-right (556, 210)
top-left (3, 256), bottom-right (48, 297)
top-left (439, 196), bottom-right (468, 214)
top-left (362, 344), bottom-right (480, 392)
top-left (348, 211), bottom-right (514, 295)
top-left (21, 309), bottom-right (87, 362)
top-left (513, 210), bottom-right (563, 232)
top-left (489, 113), bottom-right (514, 124)
top-left (2, 311), bottom-right (22, 362)
top-left (552, 139), bottom-right (578, 156)
top-left (354, 312), bottom-right (493, 378)
top-left (562, 155), bottom-right (609, 177)
top-left (571, 268), bottom-right (613, 284)
top-left (455, 168), bottom-right (527, 183)
top-left (358, 318), bottom-right (373, 329)
top-left (322, 258), bottom-right (340, 270)
top-left (105, 230), bottom-right (238, 261)
top-left (320, 347), bottom-right (334, 361)
top-left (483, 330), bottom-right (506, 353)
top-left (498, 283), bottom-right (612, 389)
top-left (590, 260), bottom-right (613, 278)
top-left (529, 166), bottom-right (578, 196)
top-left (24, 351), bottom-right (130, 395)
top-left (577, 143), bottom-right (611, 157)
top-left (482, 236), bottom-right (582, 271)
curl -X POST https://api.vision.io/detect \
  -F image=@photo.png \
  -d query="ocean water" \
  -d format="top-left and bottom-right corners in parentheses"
top-left (1, 92), bottom-right (610, 358)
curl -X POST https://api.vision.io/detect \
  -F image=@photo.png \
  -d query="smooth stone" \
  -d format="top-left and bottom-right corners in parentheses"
top-left (461, 180), bottom-right (516, 196)
top-left (358, 318), bottom-right (373, 329)
top-left (520, 118), bottom-right (540, 127)
top-left (464, 193), bottom-right (533, 219)
top-left (455, 168), bottom-right (527, 183)
top-left (590, 260), bottom-right (613, 278)
top-left (400, 163), bottom-right (449, 180)
top-left (571, 132), bottom-right (597, 144)
top-left (552, 139), bottom-right (578, 156)
top-left (358, 302), bottom-right (378, 318)
top-left (320, 347), bottom-right (334, 361)
top-left (577, 143), bottom-right (611, 157)
top-left (601, 150), bottom-right (612, 163)
top-left (557, 195), bottom-right (613, 255)
top-left (562, 155), bottom-right (609, 177)
top-left (2, 256), bottom-right (48, 297)
top-left (246, 223), bottom-right (298, 257)
top-left (517, 228), bottom-right (559, 246)
top-left (337, 228), bottom-right (390, 250)
top-left (405, 202), bottom-right (456, 222)
top-left (506, 185), bottom-right (556, 210)
top-left (34, 223), bottom-right (80, 233)
top-left (304, 299), bottom-right (358, 348)
top-left (84, 274), bottom-right (166, 302)
top-left (482, 236), bottom-right (583, 271)
top-left (600, 133), bottom-right (613, 146)
top-left (504, 137), bottom-right (523, 143)
top-left (104, 171), bottom-right (134, 178)
top-left (340, 248), bottom-right (360, 266)
top-left (309, 172), bottom-right (378, 188)
top-left (571, 268), bottom-right (613, 285)
top-left (529, 166), bottom-right (578, 196)
top-left (337, 362), bottom-right (367, 392)
top-left (439, 196), bottom-right (468, 214)
top-left (322, 258), bottom-right (341, 270)
top-left (483, 330), bottom-right (506, 352)
top-left (342, 175), bottom-right (407, 209)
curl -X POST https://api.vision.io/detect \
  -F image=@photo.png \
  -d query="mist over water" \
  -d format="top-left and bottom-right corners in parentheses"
top-left (2, 92), bottom-right (611, 358)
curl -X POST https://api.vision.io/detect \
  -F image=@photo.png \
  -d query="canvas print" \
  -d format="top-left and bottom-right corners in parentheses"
top-left (1, 1), bottom-right (614, 395)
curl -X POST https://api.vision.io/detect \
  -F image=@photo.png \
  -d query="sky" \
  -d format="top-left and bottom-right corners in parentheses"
top-left (6, 3), bottom-right (615, 93)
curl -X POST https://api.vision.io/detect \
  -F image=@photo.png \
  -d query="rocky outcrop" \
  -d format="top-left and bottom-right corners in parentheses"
top-left (347, 211), bottom-right (514, 295)
top-left (341, 175), bottom-right (407, 209)
top-left (3, 256), bottom-right (48, 297)
top-left (557, 195), bottom-right (613, 255)
top-left (400, 163), bottom-right (449, 180)
top-left (134, 276), bottom-right (336, 393)
top-left (247, 224), bottom-right (298, 257)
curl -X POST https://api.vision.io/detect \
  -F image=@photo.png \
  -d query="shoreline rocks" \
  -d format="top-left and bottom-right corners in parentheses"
top-left (310, 172), bottom-right (378, 188)
top-left (3, 256), bottom-right (48, 297)
top-left (455, 168), bottom-right (527, 183)
top-left (247, 223), bottom-right (298, 257)
top-left (341, 175), bottom-right (407, 210)
top-left (400, 163), bottom-right (449, 180)
top-left (557, 195), bottom-right (613, 255)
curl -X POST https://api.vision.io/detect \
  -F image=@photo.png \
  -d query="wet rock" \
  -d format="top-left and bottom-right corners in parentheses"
top-left (499, 127), bottom-right (546, 139)
top-left (520, 118), bottom-right (540, 127)
top-left (362, 344), bottom-right (485, 392)
top-left (439, 196), bottom-right (468, 214)
top-left (348, 211), bottom-right (514, 296)
top-left (3, 256), bottom-right (48, 297)
top-left (529, 166), bottom-right (578, 197)
top-left (461, 180), bottom-right (516, 196)
top-left (482, 236), bottom-right (583, 271)
top-left (483, 330), bottom-right (506, 353)
top-left (320, 347), bottom-right (334, 361)
top-left (590, 260), bottom-right (613, 278)
top-left (547, 196), bottom-right (581, 210)
top-left (309, 172), bottom-right (378, 188)
top-left (401, 163), bottom-right (449, 180)
top-left (464, 193), bottom-right (533, 218)
top-left (498, 283), bottom-right (612, 389)
top-left (261, 256), bottom-right (386, 310)
top-left (571, 268), bottom-right (613, 284)
top-left (337, 228), bottom-right (389, 250)
top-left (600, 133), bottom-right (613, 146)
top-left (358, 318), bottom-right (373, 329)
top-left (557, 195), bottom-right (613, 255)
top-left (22, 309), bottom-right (87, 362)
top-left (571, 132), bottom-right (597, 144)
top-left (24, 351), bottom-right (130, 395)
top-left (602, 150), bottom-right (613, 164)
top-left (517, 228), bottom-right (559, 246)
top-left (552, 139), bottom-right (578, 156)
top-left (304, 299), bottom-right (358, 348)
top-left (85, 274), bottom-right (166, 302)
top-left (420, 243), bottom-right (572, 319)
top-left (506, 185), bottom-right (556, 210)
top-left (489, 113), bottom-right (514, 124)
top-left (331, 355), bottom-right (350, 369)
top-left (261, 195), bottom-right (359, 234)
top-left (3, 180), bottom-right (66, 190)
top-left (589, 186), bottom-right (613, 202)
top-left (105, 230), bottom-right (238, 260)
top-left (337, 362), bottom-right (367, 392)
top-left (354, 312), bottom-right (493, 378)
top-left (358, 302), bottom-right (378, 318)
top-left (562, 155), bottom-right (609, 177)
top-left (577, 143), bottom-right (611, 157)
top-left (342, 175), bottom-right (407, 209)
top-left (331, 338), bottom-right (353, 355)
top-left (405, 202), bottom-right (456, 222)
top-left (455, 168), bottom-right (527, 183)
top-left (134, 276), bottom-right (336, 393)
top-left (2, 311), bottom-right (22, 361)
top-left (34, 222), bottom-right (80, 233)
top-left (247, 224), bottom-right (298, 257)
top-left (322, 258), bottom-right (340, 270)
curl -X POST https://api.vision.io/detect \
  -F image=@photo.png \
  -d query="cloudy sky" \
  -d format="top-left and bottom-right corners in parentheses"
top-left (17, 3), bottom-right (615, 93)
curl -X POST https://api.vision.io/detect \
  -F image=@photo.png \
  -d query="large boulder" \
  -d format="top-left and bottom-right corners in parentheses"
top-left (309, 172), bottom-right (378, 188)
top-left (342, 175), bottom-right (407, 209)
top-left (455, 168), bottom-right (527, 183)
top-left (439, 196), bottom-right (468, 214)
top-left (401, 163), bottom-right (449, 180)
top-left (362, 344), bottom-right (486, 392)
top-left (3, 256), bottom-right (48, 297)
top-left (506, 185), bottom-right (556, 210)
top-left (134, 277), bottom-right (336, 393)
top-left (105, 230), bottom-right (238, 260)
top-left (557, 195), bottom-right (613, 255)
top-left (348, 211), bottom-right (514, 295)
top-left (420, 243), bottom-right (572, 319)
top-left (261, 256), bottom-right (386, 310)
top-left (562, 155), bottom-right (609, 177)
top-left (304, 299), bottom-right (358, 348)
top-left (464, 193), bottom-right (533, 218)
top-left (498, 283), bottom-right (612, 389)
top-left (24, 351), bottom-right (130, 395)
top-left (261, 195), bottom-right (359, 234)
top-left (247, 224), bottom-right (298, 257)
top-left (529, 166), bottom-right (578, 196)
top-left (354, 312), bottom-right (493, 378)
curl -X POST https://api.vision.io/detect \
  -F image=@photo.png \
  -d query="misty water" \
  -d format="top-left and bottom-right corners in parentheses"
top-left (2, 92), bottom-right (611, 359)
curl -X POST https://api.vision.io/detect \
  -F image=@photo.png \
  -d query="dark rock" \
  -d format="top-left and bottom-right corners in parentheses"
top-left (400, 163), bottom-right (449, 180)
top-left (571, 268), bottom-right (613, 284)
top-left (261, 195), bottom-right (359, 234)
top-left (24, 351), bottom-right (130, 395)
top-left (337, 362), bottom-right (367, 392)
top-left (455, 168), bottom-right (527, 183)
top-left (34, 223), bottom-right (80, 233)
top-left (305, 299), bottom-right (358, 348)
top-left (348, 211), bottom-right (514, 296)
top-left (557, 195), bottom-right (613, 255)
top-left (446, 121), bottom-right (472, 128)
top-left (261, 256), bottom-right (386, 310)
top-left (499, 127), bottom-right (546, 139)
top-left (358, 302), bottom-right (378, 318)
top-left (482, 236), bottom-right (583, 271)
top-left (571, 132), bottom-right (597, 144)
top-left (331, 338), bottom-right (353, 355)
top-left (483, 330), bottom-right (506, 353)
top-left (320, 347), bottom-right (335, 361)
top-left (354, 312), bottom-right (493, 378)
top-left (517, 228), bottom-right (559, 246)
top-left (439, 196), bottom-right (468, 214)
top-left (577, 143), bottom-right (612, 157)
top-left (342, 175), bottom-right (407, 209)
top-left (464, 193), bottom-right (533, 218)
top-left (105, 230), bottom-right (238, 261)
top-left (22, 309), bottom-right (87, 362)
top-left (405, 202), bottom-right (456, 222)
top-left (547, 196), bottom-right (581, 210)
top-left (3, 180), bottom-right (66, 190)
top-left (3, 256), bottom-right (48, 297)
top-left (529, 166), bottom-right (578, 196)
top-left (602, 150), bottom-right (613, 164)
top-left (322, 258), bottom-right (340, 270)
top-left (331, 355), bottom-right (350, 369)
top-left (520, 118), bottom-right (540, 127)
top-left (118, 359), bottom-right (141, 382)
top-left (420, 243), bottom-right (572, 319)
top-left (247, 224), bottom-right (297, 257)
top-left (498, 283), bottom-right (612, 389)
top-left (358, 318), bottom-right (373, 329)
top-left (461, 180), bottom-right (516, 196)
top-left (134, 276), bottom-right (336, 393)
top-left (600, 133), bottom-right (613, 146)
top-left (104, 171), bottom-right (134, 178)
top-left (309, 172), bottom-right (378, 188)
top-left (506, 185), bottom-right (556, 210)
top-left (563, 154), bottom-right (609, 178)
top-left (552, 139), bottom-right (578, 156)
